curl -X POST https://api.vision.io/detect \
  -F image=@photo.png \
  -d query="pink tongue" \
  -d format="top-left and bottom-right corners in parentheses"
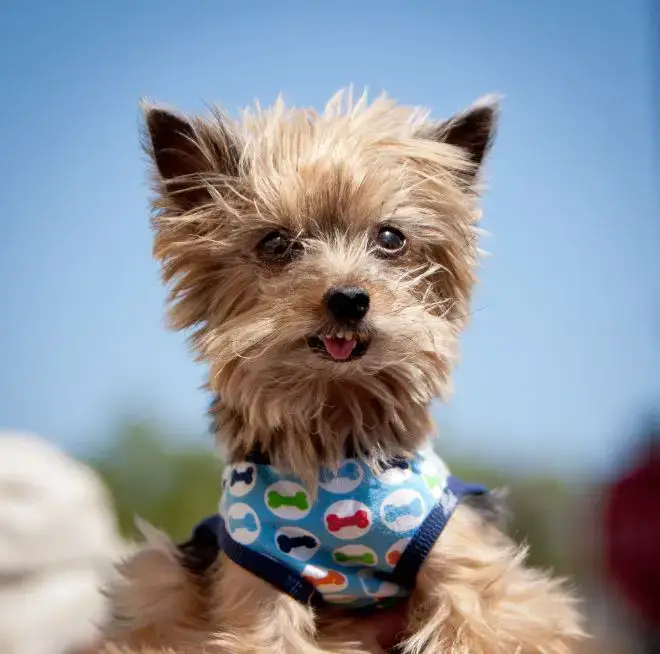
top-left (323, 336), bottom-right (357, 361)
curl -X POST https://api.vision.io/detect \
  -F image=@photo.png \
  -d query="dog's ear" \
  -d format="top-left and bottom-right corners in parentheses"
top-left (420, 95), bottom-right (499, 185)
top-left (141, 103), bottom-right (242, 209)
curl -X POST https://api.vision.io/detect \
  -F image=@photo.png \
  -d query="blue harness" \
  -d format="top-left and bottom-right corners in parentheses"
top-left (212, 448), bottom-right (487, 610)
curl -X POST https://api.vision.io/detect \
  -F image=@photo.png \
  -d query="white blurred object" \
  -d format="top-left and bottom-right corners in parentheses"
top-left (0, 430), bottom-right (126, 654)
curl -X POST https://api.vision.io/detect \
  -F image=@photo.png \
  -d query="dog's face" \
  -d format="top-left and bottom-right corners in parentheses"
top-left (143, 90), bottom-right (497, 466)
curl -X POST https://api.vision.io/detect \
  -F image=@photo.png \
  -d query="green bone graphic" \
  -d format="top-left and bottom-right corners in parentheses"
top-left (422, 474), bottom-right (441, 490)
top-left (267, 490), bottom-right (309, 510)
top-left (334, 551), bottom-right (376, 565)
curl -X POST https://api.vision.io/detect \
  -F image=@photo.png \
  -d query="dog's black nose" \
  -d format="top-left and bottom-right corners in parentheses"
top-left (324, 286), bottom-right (370, 322)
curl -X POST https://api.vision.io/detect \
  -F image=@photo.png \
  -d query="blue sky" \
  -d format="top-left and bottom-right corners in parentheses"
top-left (1, 0), bottom-right (658, 478)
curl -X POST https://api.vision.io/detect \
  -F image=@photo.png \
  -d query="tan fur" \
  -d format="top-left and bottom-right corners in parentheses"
top-left (147, 88), bottom-right (482, 481)
top-left (402, 507), bottom-right (585, 653)
top-left (104, 513), bottom-right (585, 653)
top-left (102, 87), bottom-right (586, 652)
top-left (104, 524), bottom-right (210, 651)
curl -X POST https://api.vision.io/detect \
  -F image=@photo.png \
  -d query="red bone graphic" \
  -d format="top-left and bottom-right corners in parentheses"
top-left (326, 509), bottom-right (369, 532)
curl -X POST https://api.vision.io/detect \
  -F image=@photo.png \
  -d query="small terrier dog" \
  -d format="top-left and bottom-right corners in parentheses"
top-left (103, 88), bottom-right (585, 653)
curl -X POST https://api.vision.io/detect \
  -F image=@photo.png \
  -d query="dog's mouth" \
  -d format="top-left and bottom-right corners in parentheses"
top-left (307, 330), bottom-right (370, 362)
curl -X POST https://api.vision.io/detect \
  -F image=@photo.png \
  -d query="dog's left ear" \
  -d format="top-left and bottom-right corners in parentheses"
top-left (421, 96), bottom-right (500, 185)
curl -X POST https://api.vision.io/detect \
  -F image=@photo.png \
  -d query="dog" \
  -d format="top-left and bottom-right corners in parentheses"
top-left (102, 88), bottom-right (586, 653)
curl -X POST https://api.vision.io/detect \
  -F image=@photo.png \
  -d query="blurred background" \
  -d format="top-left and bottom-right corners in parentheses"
top-left (1, 1), bottom-right (658, 652)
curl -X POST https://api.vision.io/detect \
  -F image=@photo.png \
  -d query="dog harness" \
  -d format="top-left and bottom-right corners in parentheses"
top-left (212, 447), bottom-right (487, 610)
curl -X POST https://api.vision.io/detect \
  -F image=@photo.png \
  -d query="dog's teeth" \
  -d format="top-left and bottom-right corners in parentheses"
top-left (336, 331), bottom-right (344, 339)
top-left (344, 331), bottom-right (353, 340)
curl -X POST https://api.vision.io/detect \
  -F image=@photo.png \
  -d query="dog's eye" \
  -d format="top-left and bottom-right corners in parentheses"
top-left (257, 231), bottom-right (300, 262)
top-left (376, 226), bottom-right (406, 254)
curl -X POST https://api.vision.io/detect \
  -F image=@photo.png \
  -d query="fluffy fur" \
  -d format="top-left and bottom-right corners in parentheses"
top-left (101, 88), bottom-right (586, 653)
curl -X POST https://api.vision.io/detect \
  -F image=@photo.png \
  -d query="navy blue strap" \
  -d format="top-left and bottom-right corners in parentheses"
top-left (244, 447), bottom-right (271, 465)
top-left (178, 515), bottom-right (222, 575)
top-left (217, 517), bottom-right (322, 605)
top-left (447, 476), bottom-right (489, 498)
top-left (390, 475), bottom-right (487, 589)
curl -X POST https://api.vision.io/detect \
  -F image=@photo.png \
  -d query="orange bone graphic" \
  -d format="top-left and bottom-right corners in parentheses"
top-left (303, 569), bottom-right (346, 588)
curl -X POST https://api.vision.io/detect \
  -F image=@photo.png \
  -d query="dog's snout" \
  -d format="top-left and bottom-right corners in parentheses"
top-left (324, 286), bottom-right (370, 322)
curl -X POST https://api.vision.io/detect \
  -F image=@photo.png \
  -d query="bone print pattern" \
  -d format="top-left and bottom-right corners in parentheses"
top-left (383, 498), bottom-right (423, 522)
top-left (219, 451), bottom-right (486, 608)
top-left (277, 533), bottom-right (318, 553)
top-left (332, 545), bottom-right (378, 566)
top-left (318, 459), bottom-right (364, 493)
top-left (267, 490), bottom-right (309, 510)
top-left (334, 551), bottom-right (375, 564)
top-left (320, 461), bottom-right (361, 482)
top-left (230, 467), bottom-right (254, 486)
top-left (325, 509), bottom-right (370, 533)
top-left (228, 512), bottom-right (258, 533)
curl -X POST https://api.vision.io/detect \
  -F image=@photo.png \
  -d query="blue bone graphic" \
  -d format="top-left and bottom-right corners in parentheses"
top-left (230, 467), bottom-right (254, 487)
top-left (383, 498), bottom-right (423, 523)
top-left (320, 461), bottom-right (360, 484)
top-left (360, 572), bottom-right (396, 595)
top-left (228, 513), bottom-right (258, 533)
top-left (276, 534), bottom-right (318, 553)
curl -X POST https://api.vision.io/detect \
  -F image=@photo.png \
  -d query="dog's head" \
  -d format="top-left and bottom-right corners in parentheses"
top-left (143, 89), bottom-right (497, 469)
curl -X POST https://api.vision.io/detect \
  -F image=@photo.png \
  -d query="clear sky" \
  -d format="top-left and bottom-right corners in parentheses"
top-left (1, 0), bottom-right (658, 478)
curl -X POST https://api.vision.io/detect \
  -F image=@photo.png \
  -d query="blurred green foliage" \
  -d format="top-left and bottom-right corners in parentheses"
top-left (88, 420), bottom-right (222, 542)
top-left (87, 419), bottom-right (580, 574)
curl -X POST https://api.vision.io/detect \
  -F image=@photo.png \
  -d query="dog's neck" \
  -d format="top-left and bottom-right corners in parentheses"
top-left (209, 380), bottom-right (441, 485)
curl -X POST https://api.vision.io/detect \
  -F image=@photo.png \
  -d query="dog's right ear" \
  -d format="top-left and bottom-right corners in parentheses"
top-left (141, 102), bottom-right (242, 209)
